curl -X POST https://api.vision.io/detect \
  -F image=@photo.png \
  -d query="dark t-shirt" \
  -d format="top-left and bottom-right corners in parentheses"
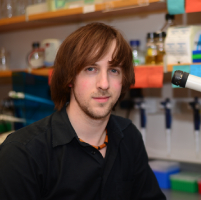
top-left (0, 106), bottom-right (166, 200)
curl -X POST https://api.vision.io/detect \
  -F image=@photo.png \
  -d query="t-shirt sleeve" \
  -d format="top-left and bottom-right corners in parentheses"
top-left (0, 142), bottom-right (42, 200)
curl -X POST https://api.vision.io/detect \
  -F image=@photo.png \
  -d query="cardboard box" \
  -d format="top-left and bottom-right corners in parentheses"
top-left (165, 26), bottom-right (201, 65)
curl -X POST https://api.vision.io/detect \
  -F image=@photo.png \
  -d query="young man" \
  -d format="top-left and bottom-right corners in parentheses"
top-left (0, 23), bottom-right (166, 200)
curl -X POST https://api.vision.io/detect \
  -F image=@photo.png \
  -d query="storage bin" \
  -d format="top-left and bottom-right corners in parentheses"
top-left (12, 72), bottom-right (54, 130)
top-left (198, 179), bottom-right (201, 194)
top-left (170, 172), bottom-right (201, 193)
top-left (149, 160), bottom-right (180, 189)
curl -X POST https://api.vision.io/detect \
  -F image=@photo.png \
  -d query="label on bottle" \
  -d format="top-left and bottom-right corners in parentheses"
top-left (83, 5), bottom-right (95, 13)
top-left (30, 57), bottom-right (44, 69)
top-left (133, 59), bottom-right (140, 66)
top-left (147, 48), bottom-right (157, 56)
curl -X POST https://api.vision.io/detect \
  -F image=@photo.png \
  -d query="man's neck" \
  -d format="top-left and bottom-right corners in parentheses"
top-left (66, 104), bottom-right (110, 146)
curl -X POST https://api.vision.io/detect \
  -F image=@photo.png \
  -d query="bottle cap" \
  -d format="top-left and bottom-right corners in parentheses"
top-left (32, 42), bottom-right (40, 48)
top-left (147, 32), bottom-right (157, 39)
top-left (165, 13), bottom-right (175, 20)
top-left (156, 32), bottom-right (166, 38)
top-left (129, 40), bottom-right (140, 46)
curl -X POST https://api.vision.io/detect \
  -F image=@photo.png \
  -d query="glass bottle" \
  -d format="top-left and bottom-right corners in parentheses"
top-left (16, 0), bottom-right (33, 16)
top-left (32, 0), bottom-right (46, 4)
top-left (145, 32), bottom-right (157, 65)
top-left (28, 42), bottom-right (44, 70)
top-left (1, 0), bottom-right (16, 18)
top-left (156, 32), bottom-right (166, 64)
top-left (130, 40), bottom-right (145, 66)
top-left (0, 48), bottom-right (9, 71)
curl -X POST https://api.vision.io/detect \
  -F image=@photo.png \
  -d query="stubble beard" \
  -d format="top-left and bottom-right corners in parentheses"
top-left (73, 89), bottom-right (117, 120)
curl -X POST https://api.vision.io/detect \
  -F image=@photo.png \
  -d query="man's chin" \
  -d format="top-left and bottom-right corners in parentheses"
top-left (86, 108), bottom-right (111, 120)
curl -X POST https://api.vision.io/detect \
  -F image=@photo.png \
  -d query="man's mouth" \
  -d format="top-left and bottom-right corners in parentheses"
top-left (92, 96), bottom-right (110, 103)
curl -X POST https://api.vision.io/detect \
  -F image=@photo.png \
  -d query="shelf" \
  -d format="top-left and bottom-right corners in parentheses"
top-left (0, 0), bottom-right (166, 33)
top-left (0, 65), bottom-right (163, 78)
top-left (0, 68), bottom-right (52, 78)
top-left (2, 63), bottom-right (197, 79)
top-left (167, 63), bottom-right (201, 72)
top-left (30, 68), bottom-right (53, 76)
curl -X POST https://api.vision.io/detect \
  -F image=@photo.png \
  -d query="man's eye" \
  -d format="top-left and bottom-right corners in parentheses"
top-left (87, 67), bottom-right (94, 71)
top-left (111, 69), bottom-right (118, 74)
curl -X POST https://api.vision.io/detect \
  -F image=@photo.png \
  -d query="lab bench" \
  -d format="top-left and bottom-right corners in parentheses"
top-left (163, 189), bottom-right (201, 200)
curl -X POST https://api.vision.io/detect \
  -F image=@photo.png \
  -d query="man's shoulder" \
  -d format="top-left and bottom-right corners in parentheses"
top-left (1, 114), bottom-right (53, 148)
top-left (110, 114), bottom-right (132, 129)
top-left (110, 114), bottom-right (142, 139)
top-left (110, 114), bottom-right (140, 132)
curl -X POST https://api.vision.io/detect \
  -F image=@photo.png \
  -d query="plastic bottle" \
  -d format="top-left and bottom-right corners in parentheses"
top-left (145, 32), bottom-right (157, 64)
top-left (28, 42), bottom-right (44, 70)
top-left (156, 32), bottom-right (166, 64)
top-left (130, 40), bottom-right (145, 66)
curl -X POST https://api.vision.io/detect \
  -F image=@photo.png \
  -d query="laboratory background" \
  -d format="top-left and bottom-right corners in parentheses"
top-left (1, 0), bottom-right (201, 199)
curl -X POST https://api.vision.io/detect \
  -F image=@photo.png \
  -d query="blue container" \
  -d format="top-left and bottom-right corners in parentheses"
top-left (153, 168), bottom-right (180, 188)
top-left (12, 72), bottom-right (55, 129)
top-left (193, 59), bottom-right (201, 63)
top-left (193, 50), bottom-right (201, 55)
top-left (149, 160), bottom-right (180, 189)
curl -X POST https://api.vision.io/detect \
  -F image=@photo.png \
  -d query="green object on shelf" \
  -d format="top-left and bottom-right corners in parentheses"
top-left (170, 172), bottom-right (201, 193)
top-left (47, 0), bottom-right (69, 11)
top-left (84, 0), bottom-right (94, 3)
top-left (0, 122), bottom-right (12, 134)
top-left (192, 54), bottom-right (201, 59)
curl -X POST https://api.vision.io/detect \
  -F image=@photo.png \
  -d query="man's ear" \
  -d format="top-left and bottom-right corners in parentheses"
top-left (69, 84), bottom-right (73, 87)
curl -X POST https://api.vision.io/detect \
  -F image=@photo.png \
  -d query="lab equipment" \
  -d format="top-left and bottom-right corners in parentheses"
top-left (9, 91), bottom-right (54, 106)
top-left (189, 97), bottom-right (200, 155)
top-left (136, 100), bottom-right (146, 144)
top-left (172, 70), bottom-right (201, 92)
top-left (11, 72), bottom-right (55, 129)
top-left (156, 13), bottom-right (175, 34)
top-left (160, 98), bottom-right (172, 155)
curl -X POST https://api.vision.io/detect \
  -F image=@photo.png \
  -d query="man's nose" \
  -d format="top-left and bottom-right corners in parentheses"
top-left (96, 71), bottom-right (109, 90)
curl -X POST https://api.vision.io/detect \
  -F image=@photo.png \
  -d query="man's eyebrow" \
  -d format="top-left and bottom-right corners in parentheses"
top-left (109, 64), bottom-right (122, 68)
top-left (92, 63), bottom-right (99, 66)
top-left (90, 62), bottom-right (121, 68)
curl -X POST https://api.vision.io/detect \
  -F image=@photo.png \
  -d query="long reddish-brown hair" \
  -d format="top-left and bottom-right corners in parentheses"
top-left (51, 22), bottom-right (135, 111)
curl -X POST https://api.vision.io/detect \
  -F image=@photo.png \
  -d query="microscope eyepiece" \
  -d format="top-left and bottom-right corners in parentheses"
top-left (172, 70), bottom-right (189, 88)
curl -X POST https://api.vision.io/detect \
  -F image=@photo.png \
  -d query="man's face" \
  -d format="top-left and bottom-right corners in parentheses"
top-left (70, 40), bottom-right (122, 120)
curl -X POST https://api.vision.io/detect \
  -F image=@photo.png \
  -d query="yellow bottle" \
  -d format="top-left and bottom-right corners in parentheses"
top-left (156, 32), bottom-right (166, 65)
top-left (145, 32), bottom-right (157, 64)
